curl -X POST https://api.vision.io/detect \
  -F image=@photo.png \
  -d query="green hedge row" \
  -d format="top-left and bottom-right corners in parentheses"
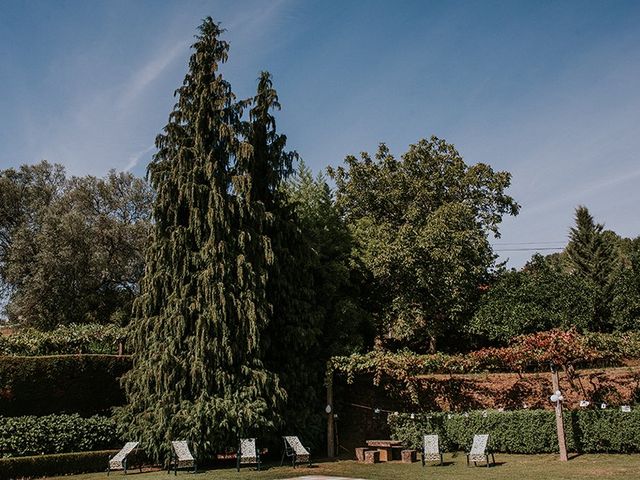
top-left (388, 409), bottom-right (640, 453)
top-left (0, 414), bottom-right (119, 458)
top-left (0, 355), bottom-right (130, 416)
top-left (0, 324), bottom-right (126, 356)
top-left (0, 450), bottom-right (118, 480)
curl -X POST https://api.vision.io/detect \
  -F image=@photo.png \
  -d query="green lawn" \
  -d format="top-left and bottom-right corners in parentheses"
top-left (46, 453), bottom-right (640, 480)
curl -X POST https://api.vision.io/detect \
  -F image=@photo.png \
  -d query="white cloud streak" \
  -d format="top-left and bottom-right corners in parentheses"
top-left (124, 144), bottom-right (155, 172)
top-left (117, 41), bottom-right (189, 110)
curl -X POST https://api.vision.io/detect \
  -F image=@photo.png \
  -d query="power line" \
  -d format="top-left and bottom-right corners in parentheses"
top-left (491, 241), bottom-right (566, 245)
top-left (494, 247), bottom-right (564, 252)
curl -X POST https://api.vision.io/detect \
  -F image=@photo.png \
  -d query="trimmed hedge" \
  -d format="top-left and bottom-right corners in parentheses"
top-left (0, 414), bottom-right (118, 457)
top-left (0, 450), bottom-right (118, 479)
top-left (0, 324), bottom-right (126, 356)
top-left (388, 409), bottom-right (640, 454)
top-left (0, 355), bottom-right (130, 416)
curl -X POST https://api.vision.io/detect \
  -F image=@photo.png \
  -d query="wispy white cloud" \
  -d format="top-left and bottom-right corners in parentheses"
top-left (523, 165), bottom-right (640, 217)
top-left (117, 41), bottom-right (189, 110)
top-left (124, 144), bottom-right (155, 172)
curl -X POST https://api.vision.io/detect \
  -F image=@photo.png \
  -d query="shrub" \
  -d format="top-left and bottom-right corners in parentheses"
top-left (0, 414), bottom-right (118, 458)
top-left (0, 355), bottom-right (131, 416)
top-left (0, 450), bottom-right (118, 479)
top-left (0, 323), bottom-right (126, 356)
top-left (388, 409), bottom-right (640, 454)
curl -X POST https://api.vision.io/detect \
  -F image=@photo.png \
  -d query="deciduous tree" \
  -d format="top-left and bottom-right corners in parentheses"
top-left (0, 162), bottom-right (151, 328)
top-left (329, 137), bottom-right (519, 352)
top-left (469, 254), bottom-right (595, 344)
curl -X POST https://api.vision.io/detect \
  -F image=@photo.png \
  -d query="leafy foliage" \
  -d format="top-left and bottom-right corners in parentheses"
top-left (329, 330), bottom-right (640, 403)
top-left (0, 415), bottom-right (117, 457)
top-left (389, 409), bottom-right (640, 454)
top-left (329, 137), bottom-right (519, 352)
top-left (0, 323), bottom-right (126, 355)
top-left (611, 238), bottom-right (640, 331)
top-left (0, 354), bottom-right (130, 416)
top-left (0, 162), bottom-right (152, 328)
top-left (470, 255), bottom-right (595, 343)
top-left (285, 162), bottom-right (371, 357)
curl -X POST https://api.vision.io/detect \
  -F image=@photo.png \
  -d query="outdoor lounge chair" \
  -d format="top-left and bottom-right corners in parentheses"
top-left (281, 436), bottom-right (311, 468)
top-left (108, 441), bottom-right (139, 475)
top-left (169, 441), bottom-right (196, 475)
top-left (422, 434), bottom-right (443, 466)
top-left (237, 438), bottom-right (261, 471)
top-left (466, 434), bottom-right (494, 468)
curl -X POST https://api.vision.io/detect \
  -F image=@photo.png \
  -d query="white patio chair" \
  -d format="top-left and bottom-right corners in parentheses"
top-left (107, 441), bottom-right (139, 475)
top-left (466, 434), bottom-right (495, 467)
top-left (237, 437), bottom-right (261, 471)
top-left (281, 435), bottom-right (311, 468)
top-left (169, 440), bottom-right (196, 475)
top-left (422, 434), bottom-right (443, 466)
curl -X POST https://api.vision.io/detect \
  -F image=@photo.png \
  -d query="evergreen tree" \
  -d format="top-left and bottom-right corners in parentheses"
top-left (119, 19), bottom-right (284, 462)
top-left (286, 162), bottom-right (371, 356)
top-left (566, 205), bottom-right (616, 330)
top-left (242, 74), bottom-right (325, 445)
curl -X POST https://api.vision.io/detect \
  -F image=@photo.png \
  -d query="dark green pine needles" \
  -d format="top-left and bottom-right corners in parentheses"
top-left (118, 18), bottom-right (288, 462)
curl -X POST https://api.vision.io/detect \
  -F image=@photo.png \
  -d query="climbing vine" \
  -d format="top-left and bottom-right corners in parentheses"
top-left (328, 329), bottom-right (640, 403)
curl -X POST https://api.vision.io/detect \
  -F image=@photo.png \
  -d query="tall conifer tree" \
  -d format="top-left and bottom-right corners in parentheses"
top-left (242, 73), bottom-right (326, 443)
top-left (119, 18), bottom-right (284, 462)
top-left (566, 205), bottom-right (616, 330)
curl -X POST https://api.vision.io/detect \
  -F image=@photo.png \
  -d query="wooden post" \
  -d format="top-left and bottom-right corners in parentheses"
top-left (327, 372), bottom-right (335, 458)
top-left (551, 368), bottom-right (568, 461)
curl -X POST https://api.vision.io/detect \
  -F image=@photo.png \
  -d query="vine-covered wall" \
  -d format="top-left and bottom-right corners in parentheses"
top-left (334, 367), bottom-right (640, 451)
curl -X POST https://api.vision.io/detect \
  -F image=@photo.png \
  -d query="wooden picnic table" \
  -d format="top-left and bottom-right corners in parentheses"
top-left (365, 440), bottom-right (405, 462)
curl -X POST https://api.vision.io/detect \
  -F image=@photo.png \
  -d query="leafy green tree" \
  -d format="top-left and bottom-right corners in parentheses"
top-left (120, 20), bottom-right (286, 462)
top-left (0, 162), bottom-right (66, 298)
top-left (566, 206), bottom-right (617, 330)
top-left (469, 254), bottom-right (595, 343)
top-left (329, 137), bottom-right (519, 352)
top-left (611, 237), bottom-right (640, 331)
top-left (0, 163), bottom-right (151, 328)
top-left (286, 161), bottom-right (370, 355)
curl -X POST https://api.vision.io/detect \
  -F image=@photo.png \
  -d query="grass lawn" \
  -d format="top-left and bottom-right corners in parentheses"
top-left (45, 453), bottom-right (640, 480)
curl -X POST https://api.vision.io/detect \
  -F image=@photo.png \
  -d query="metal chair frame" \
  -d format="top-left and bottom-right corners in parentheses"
top-left (280, 436), bottom-right (312, 468)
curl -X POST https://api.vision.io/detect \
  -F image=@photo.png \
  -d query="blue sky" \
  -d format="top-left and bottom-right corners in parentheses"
top-left (1, 0), bottom-right (639, 267)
